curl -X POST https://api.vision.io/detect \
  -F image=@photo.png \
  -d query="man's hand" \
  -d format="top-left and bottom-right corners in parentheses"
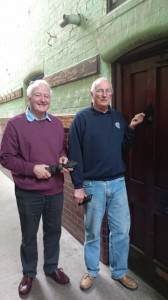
top-left (59, 156), bottom-right (68, 165)
top-left (59, 156), bottom-right (73, 173)
top-left (129, 113), bottom-right (145, 129)
top-left (74, 188), bottom-right (86, 205)
top-left (33, 164), bottom-right (51, 179)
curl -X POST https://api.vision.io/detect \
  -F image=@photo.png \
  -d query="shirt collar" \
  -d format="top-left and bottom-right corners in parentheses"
top-left (25, 107), bottom-right (51, 122)
top-left (91, 103), bottom-right (111, 115)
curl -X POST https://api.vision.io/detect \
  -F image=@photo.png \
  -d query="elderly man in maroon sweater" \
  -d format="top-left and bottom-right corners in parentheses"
top-left (0, 79), bottom-right (71, 297)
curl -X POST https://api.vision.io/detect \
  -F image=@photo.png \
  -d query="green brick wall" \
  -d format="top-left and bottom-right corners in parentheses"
top-left (0, 0), bottom-right (168, 117)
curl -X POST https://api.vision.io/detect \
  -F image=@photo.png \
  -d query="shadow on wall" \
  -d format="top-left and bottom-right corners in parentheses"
top-left (0, 165), bottom-right (13, 181)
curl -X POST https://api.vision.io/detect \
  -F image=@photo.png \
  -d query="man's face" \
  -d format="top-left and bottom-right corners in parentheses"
top-left (28, 85), bottom-right (51, 119)
top-left (91, 80), bottom-right (112, 113)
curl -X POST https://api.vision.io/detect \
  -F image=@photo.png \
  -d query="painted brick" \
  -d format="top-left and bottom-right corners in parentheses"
top-left (1, 0), bottom-right (168, 267)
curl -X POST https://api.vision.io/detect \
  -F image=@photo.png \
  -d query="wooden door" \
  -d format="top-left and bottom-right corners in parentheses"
top-left (116, 53), bottom-right (168, 297)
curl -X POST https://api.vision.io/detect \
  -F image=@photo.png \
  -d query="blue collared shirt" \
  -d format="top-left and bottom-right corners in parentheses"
top-left (25, 107), bottom-right (51, 122)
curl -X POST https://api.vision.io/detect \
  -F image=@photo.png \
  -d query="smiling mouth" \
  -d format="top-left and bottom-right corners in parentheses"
top-left (101, 99), bottom-right (108, 103)
top-left (38, 103), bottom-right (48, 107)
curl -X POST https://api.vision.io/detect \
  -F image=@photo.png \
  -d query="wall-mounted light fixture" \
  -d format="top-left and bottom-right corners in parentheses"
top-left (60, 14), bottom-right (81, 28)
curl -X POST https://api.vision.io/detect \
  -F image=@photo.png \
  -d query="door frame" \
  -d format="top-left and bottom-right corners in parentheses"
top-left (112, 37), bottom-right (168, 298)
top-left (112, 37), bottom-right (168, 110)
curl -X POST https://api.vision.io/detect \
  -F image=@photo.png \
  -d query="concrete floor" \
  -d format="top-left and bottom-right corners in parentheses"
top-left (0, 169), bottom-right (166, 300)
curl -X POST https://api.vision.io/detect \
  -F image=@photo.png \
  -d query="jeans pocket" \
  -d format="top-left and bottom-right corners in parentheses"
top-left (83, 180), bottom-right (93, 196)
top-left (83, 180), bottom-right (92, 188)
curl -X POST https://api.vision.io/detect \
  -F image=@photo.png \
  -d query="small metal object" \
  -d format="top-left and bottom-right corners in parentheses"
top-left (78, 194), bottom-right (92, 206)
top-left (144, 103), bottom-right (154, 123)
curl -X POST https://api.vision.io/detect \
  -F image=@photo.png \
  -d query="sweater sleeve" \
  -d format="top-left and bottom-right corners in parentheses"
top-left (0, 121), bottom-right (35, 176)
top-left (68, 114), bottom-right (85, 189)
top-left (122, 126), bottom-right (135, 154)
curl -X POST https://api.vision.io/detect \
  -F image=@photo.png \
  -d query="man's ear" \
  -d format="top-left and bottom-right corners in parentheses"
top-left (27, 96), bottom-right (30, 106)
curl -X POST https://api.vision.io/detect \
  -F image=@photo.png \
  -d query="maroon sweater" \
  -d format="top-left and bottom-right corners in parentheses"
top-left (0, 113), bottom-right (67, 195)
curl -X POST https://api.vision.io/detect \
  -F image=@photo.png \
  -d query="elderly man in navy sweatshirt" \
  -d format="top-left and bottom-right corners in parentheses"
top-left (0, 79), bottom-right (71, 297)
top-left (68, 77), bottom-right (145, 292)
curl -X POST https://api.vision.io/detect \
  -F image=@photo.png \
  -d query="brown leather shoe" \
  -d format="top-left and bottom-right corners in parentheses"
top-left (18, 276), bottom-right (34, 297)
top-left (46, 268), bottom-right (70, 285)
top-left (117, 275), bottom-right (138, 291)
top-left (80, 273), bottom-right (95, 291)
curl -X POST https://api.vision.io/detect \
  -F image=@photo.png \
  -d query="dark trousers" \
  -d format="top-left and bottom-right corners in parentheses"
top-left (15, 187), bottom-right (63, 277)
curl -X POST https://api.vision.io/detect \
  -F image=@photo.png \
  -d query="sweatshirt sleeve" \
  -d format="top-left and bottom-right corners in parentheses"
top-left (0, 121), bottom-right (35, 176)
top-left (68, 114), bottom-right (85, 189)
top-left (122, 126), bottom-right (135, 154)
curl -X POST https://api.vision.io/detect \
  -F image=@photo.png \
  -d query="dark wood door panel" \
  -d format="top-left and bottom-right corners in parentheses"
top-left (154, 214), bottom-right (168, 266)
top-left (155, 66), bottom-right (168, 189)
top-left (130, 204), bottom-right (146, 252)
top-left (118, 52), bottom-right (168, 297)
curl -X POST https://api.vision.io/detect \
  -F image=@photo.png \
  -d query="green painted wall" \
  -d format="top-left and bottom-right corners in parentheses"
top-left (0, 0), bottom-right (168, 117)
top-left (0, 99), bottom-right (26, 118)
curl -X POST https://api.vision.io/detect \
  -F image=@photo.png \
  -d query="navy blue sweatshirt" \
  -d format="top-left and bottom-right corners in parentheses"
top-left (68, 106), bottom-right (135, 189)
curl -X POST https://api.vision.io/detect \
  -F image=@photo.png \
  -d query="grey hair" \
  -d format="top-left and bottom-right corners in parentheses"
top-left (90, 77), bottom-right (113, 93)
top-left (27, 79), bottom-right (52, 97)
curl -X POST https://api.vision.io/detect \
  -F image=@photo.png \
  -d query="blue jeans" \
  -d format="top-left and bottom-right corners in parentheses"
top-left (83, 177), bottom-right (130, 279)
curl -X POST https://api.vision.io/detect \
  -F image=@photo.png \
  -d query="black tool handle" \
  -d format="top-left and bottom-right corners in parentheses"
top-left (46, 160), bottom-right (78, 174)
top-left (78, 194), bottom-right (92, 206)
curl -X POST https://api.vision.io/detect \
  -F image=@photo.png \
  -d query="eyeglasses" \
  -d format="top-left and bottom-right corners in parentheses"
top-left (95, 89), bottom-right (112, 95)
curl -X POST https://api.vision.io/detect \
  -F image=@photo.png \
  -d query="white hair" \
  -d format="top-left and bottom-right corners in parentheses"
top-left (27, 79), bottom-right (52, 97)
top-left (90, 77), bottom-right (113, 93)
